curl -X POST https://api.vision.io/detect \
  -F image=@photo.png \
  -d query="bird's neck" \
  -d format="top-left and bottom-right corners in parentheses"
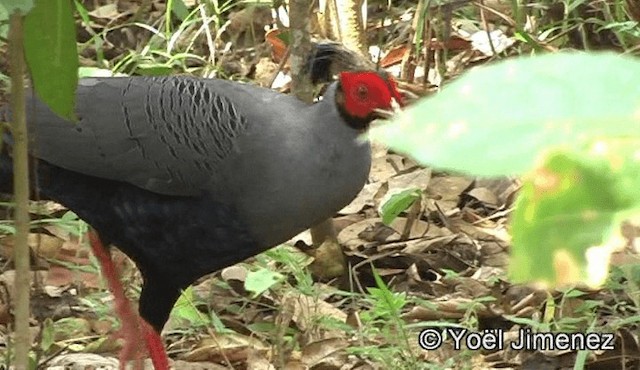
top-left (226, 87), bottom-right (372, 248)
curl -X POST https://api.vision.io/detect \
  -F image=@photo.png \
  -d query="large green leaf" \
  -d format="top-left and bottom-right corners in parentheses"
top-left (24, 0), bottom-right (78, 120)
top-left (369, 52), bottom-right (640, 177)
top-left (509, 139), bottom-right (640, 287)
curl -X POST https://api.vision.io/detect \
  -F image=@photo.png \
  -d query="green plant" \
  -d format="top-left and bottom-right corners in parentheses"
top-left (348, 268), bottom-right (418, 369)
top-left (370, 52), bottom-right (640, 289)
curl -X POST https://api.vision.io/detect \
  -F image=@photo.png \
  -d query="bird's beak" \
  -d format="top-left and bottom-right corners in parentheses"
top-left (390, 97), bottom-right (402, 111)
top-left (373, 108), bottom-right (394, 119)
top-left (373, 98), bottom-right (403, 120)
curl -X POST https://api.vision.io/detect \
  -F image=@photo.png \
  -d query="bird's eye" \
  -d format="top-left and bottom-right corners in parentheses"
top-left (356, 85), bottom-right (368, 99)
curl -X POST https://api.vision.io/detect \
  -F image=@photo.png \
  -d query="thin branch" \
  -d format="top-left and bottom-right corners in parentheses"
top-left (9, 12), bottom-right (32, 370)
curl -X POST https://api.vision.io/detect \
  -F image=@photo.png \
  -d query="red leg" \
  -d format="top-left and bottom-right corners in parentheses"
top-left (88, 230), bottom-right (170, 370)
top-left (141, 319), bottom-right (170, 370)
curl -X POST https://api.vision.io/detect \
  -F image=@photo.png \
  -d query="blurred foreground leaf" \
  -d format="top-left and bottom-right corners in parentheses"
top-left (370, 52), bottom-right (640, 177)
top-left (370, 52), bottom-right (640, 288)
top-left (24, 0), bottom-right (78, 120)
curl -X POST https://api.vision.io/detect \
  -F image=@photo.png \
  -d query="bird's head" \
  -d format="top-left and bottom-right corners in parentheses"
top-left (336, 71), bottom-right (404, 130)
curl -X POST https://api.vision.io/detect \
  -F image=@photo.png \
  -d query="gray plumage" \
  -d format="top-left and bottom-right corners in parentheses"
top-left (0, 62), bottom-right (401, 333)
top-left (23, 75), bottom-right (371, 249)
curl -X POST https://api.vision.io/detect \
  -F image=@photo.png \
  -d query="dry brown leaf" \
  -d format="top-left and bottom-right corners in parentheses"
top-left (45, 264), bottom-right (101, 289)
top-left (339, 182), bottom-right (382, 215)
top-left (246, 348), bottom-right (275, 370)
top-left (386, 217), bottom-right (430, 240)
top-left (473, 177), bottom-right (520, 207)
top-left (1, 233), bottom-right (64, 260)
top-left (0, 290), bottom-right (10, 325)
top-left (254, 57), bottom-right (281, 87)
top-left (301, 337), bottom-right (348, 367)
top-left (221, 265), bottom-right (248, 283)
top-left (282, 292), bottom-right (346, 333)
top-left (168, 359), bottom-right (228, 370)
top-left (403, 297), bottom-right (500, 321)
top-left (465, 187), bottom-right (498, 208)
top-left (426, 176), bottom-right (474, 211)
top-left (91, 318), bottom-right (115, 336)
top-left (283, 359), bottom-right (306, 370)
top-left (387, 168), bottom-right (432, 193)
top-left (183, 333), bottom-right (268, 363)
top-left (369, 156), bottom-right (397, 183)
top-left (401, 234), bottom-right (457, 255)
top-left (48, 353), bottom-right (120, 369)
top-left (338, 218), bottom-right (379, 250)
top-left (0, 270), bottom-right (47, 303)
top-left (89, 4), bottom-right (119, 19)
top-left (357, 221), bottom-right (398, 244)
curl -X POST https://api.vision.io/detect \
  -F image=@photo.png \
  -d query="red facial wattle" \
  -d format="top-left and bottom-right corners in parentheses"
top-left (340, 72), bottom-right (404, 118)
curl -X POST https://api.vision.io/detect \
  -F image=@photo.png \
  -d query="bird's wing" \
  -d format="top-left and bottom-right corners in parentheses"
top-left (25, 76), bottom-right (263, 196)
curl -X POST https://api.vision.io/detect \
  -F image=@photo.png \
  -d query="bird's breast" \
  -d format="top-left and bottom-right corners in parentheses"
top-left (209, 118), bottom-right (370, 248)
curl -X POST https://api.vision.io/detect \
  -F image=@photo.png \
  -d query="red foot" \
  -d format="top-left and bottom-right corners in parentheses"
top-left (88, 231), bottom-right (170, 370)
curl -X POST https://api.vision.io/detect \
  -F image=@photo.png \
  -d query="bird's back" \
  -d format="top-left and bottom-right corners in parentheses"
top-left (20, 76), bottom-right (304, 196)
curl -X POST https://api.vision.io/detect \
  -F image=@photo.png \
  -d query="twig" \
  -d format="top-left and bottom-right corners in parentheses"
top-left (268, 45), bottom-right (291, 89)
top-left (9, 11), bottom-right (31, 370)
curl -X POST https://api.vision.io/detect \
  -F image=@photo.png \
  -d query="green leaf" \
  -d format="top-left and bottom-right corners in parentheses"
top-left (509, 139), bottom-right (640, 288)
top-left (379, 187), bottom-right (421, 225)
top-left (40, 318), bottom-right (54, 352)
top-left (60, 210), bottom-right (78, 221)
top-left (52, 317), bottom-right (91, 339)
top-left (170, 0), bottom-right (189, 20)
top-left (170, 287), bottom-right (209, 326)
top-left (0, 223), bottom-right (16, 234)
top-left (245, 268), bottom-right (283, 297)
top-left (78, 66), bottom-right (124, 78)
top-left (24, 0), bottom-right (78, 120)
top-left (370, 52), bottom-right (640, 177)
top-left (0, 0), bottom-right (33, 14)
top-left (0, 4), bottom-right (10, 38)
top-left (276, 29), bottom-right (291, 45)
top-left (368, 268), bottom-right (406, 317)
top-left (135, 64), bottom-right (174, 76)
